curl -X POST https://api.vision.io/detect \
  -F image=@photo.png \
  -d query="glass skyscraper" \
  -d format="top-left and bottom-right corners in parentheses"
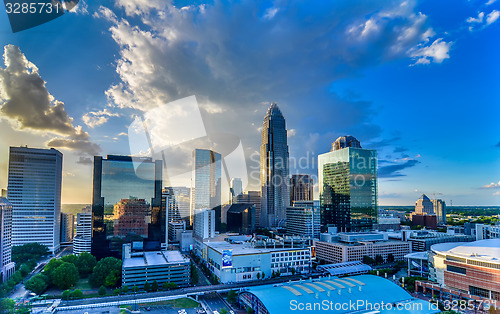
top-left (318, 136), bottom-right (377, 231)
top-left (7, 147), bottom-right (62, 253)
top-left (91, 155), bottom-right (163, 259)
top-left (260, 103), bottom-right (289, 228)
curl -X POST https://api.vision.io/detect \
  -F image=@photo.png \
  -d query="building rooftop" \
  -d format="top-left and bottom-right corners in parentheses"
top-left (205, 241), bottom-right (306, 255)
top-left (331, 135), bottom-right (361, 151)
top-left (431, 239), bottom-right (500, 263)
top-left (317, 261), bottom-right (372, 276)
top-left (242, 274), bottom-right (439, 314)
top-left (227, 203), bottom-right (253, 214)
top-left (123, 250), bottom-right (189, 268)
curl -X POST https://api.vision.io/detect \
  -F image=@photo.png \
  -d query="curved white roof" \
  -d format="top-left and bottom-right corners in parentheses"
top-left (431, 239), bottom-right (500, 263)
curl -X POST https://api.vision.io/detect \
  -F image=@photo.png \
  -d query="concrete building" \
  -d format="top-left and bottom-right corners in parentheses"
top-left (415, 194), bottom-right (434, 215)
top-left (226, 204), bottom-right (255, 234)
top-left (73, 207), bottom-right (92, 255)
top-left (121, 244), bottom-right (190, 289)
top-left (8, 147), bottom-right (63, 253)
top-left (431, 199), bottom-right (446, 224)
top-left (163, 187), bottom-right (191, 225)
top-left (179, 230), bottom-right (194, 252)
top-left (410, 213), bottom-right (438, 230)
top-left (314, 232), bottom-right (411, 264)
top-left (194, 208), bottom-right (215, 240)
top-left (200, 240), bottom-right (312, 283)
top-left (476, 223), bottom-right (500, 240)
top-left (230, 178), bottom-right (243, 202)
top-left (285, 204), bottom-right (320, 239)
top-left (373, 214), bottom-right (401, 231)
top-left (289, 174), bottom-right (313, 205)
top-left (428, 239), bottom-right (500, 301)
top-left (260, 103), bottom-right (289, 228)
top-left (318, 136), bottom-right (377, 232)
top-left (168, 221), bottom-right (186, 243)
top-left (60, 213), bottom-right (74, 243)
top-left (0, 198), bottom-right (15, 281)
top-left (234, 191), bottom-right (261, 227)
top-left (405, 230), bottom-right (475, 252)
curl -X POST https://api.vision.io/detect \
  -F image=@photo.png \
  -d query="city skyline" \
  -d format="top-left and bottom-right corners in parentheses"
top-left (0, 0), bottom-right (499, 206)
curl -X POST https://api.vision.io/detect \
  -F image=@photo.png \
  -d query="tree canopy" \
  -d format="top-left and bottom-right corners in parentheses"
top-left (89, 257), bottom-right (122, 288)
top-left (51, 262), bottom-right (79, 290)
top-left (12, 243), bottom-right (49, 265)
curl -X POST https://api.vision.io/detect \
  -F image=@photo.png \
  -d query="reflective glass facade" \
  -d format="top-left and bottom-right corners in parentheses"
top-left (318, 147), bottom-right (377, 231)
top-left (92, 155), bottom-right (163, 259)
top-left (191, 149), bottom-right (221, 224)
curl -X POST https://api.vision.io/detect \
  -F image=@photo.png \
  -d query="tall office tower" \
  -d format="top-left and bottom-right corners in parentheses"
top-left (290, 174), bottom-right (313, 205)
top-left (415, 194), bottom-right (434, 214)
top-left (60, 213), bottom-right (74, 243)
top-left (73, 206), bottom-right (92, 255)
top-left (431, 199), bottom-right (446, 224)
top-left (318, 136), bottom-right (377, 232)
top-left (191, 149), bottom-right (221, 226)
top-left (234, 191), bottom-right (262, 227)
top-left (162, 188), bottom-right (178, 223)
top-left (194, 209), bottom-right (215, 240)
top-left (230, 178), bottom-right (243, 203)
top-left (0, 198), bottom-right (15, 281)
top-left (91, 155), bottom-right (163, 259)
top-left (286, 203), bottom-right (320, 239)
top-left (260, 103), bottom-right (289, 228)
top-left (171, 187), bottom-right (191, 224)
top-left (8, 147), bottom-right (62, 253)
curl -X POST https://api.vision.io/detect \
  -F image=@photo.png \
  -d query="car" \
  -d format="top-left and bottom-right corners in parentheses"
top-left (145, 307), bottom-right (151, 311)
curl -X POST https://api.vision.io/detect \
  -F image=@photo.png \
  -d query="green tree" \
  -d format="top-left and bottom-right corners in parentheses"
top-left (144, 281), bottom-right (150, 292)
top-left (121, 285), bottom-right (129, 294)
top-left (89, 257), bottom-right (122, 288)
top-left (0, 298), bottom-right (15, 313)
top-left (191, 263), bottom-right (199, 285)
top-left (15, 303), bottom-right (32, 314)
top-left (98, 285), bottom-right (107, 296)
top-left (19, 264), bottom-right (32, 277)
top-left (256, 272), bottom-right (261, 280)
top-left (113, 288), bottom-right (121, 295)
top-left (220, 309), bottom-right (228, 314)
top-left (362, 255), bottom-right (375, 265)
top-left (61, 254), bottom-right (78, 266)
top-left (162, 282), bottom-right (177, 290)
top-left (387, 253), bottom-right (395, 263)
top-left (151, 280), bottom-right (159, 292)
top-left (71, 289), bottom-right (83, 299)
top-left (132, 286), bottom-right (139, 293)
top-left (11, 243), bottom-right (49, 265)
top-left (246, 307), bottom-right (254, 314)
top-left (291, 268), bottom-right (296, 275)
top-left (227, 290), bottom-right (237, 304)
top-left (25, 273), bottom-right (49, 295)
top-left (51, 262), bottom-right (79, 290)
top-left (76, 252), bottom-right (97, 278)
top-left (261, 272), bottom-right (265, 279)
top-left (43, 258), bottom-right (63, 279)
top-left (375, 254), bottom-right (384, 265)
top-left (61, 290), bottom-right (71, 300)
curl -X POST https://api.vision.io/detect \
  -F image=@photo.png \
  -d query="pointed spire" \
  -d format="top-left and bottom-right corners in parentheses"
top-left (266, 102), bottom-right (283, 117)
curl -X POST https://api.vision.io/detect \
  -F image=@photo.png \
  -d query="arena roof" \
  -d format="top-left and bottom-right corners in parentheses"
top-left (431, 239), bottom-right (500, 263)
top-left (241, 274), bottom-right (439, 314)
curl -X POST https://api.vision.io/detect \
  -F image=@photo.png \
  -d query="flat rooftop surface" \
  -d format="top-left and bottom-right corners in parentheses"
top-left (205, 241), bottom-right (308, 255)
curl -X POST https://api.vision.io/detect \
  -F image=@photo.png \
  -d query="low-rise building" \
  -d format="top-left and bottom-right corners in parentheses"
top-left (476, 223), bottom-right (500, 240)
top-left (73, 207), bottom-right (92, 255)
top-left (121, 244), bottom-right (190, 289)
top-left (314, 232), bottom-right (411, 264)
top-left (405, 230), bottom-right (475, 252)
top-left (168, 221), bottom-right (186, 243)
top-left (285, 204), bottom-right (320, 239)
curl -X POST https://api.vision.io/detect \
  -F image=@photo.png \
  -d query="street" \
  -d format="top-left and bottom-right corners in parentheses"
top-left (199, 293), bottom-right (231, 314)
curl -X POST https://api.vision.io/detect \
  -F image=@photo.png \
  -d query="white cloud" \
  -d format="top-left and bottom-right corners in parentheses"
top-left (82, 108), bottom-right (119, 128)
top-left (486, 0), bottom-right (497, 6)
top-left (288, 129), bottom-right (296, 137)
top-left (482, 181), bottom-right (500, 189)
top-left (0, 45), bottom-right (100, 155)
top-left (486, 10), bottom-right (500, 25)
top-left (409, 38), bottom-right (452, 65)
top-left (494, 191), bottom-right (500, 196)
top-left (467, 12), bottom-right (484, 24)
top-left (263, 7), bottom-right (279, 20)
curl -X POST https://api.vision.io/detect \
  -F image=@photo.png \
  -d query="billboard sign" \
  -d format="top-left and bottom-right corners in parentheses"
top-left (222, 249), bottom-right (233, 268)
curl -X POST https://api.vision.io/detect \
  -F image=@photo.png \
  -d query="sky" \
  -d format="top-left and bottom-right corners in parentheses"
top-left (0, 0), bottom-right (499, 206)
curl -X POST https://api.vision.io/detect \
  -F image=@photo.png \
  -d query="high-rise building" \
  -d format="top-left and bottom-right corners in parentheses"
top-left (191, 149), bottom-right (221, 226)
top-left (194, 209), bottom-right (215, 240)
top-left (235, 191), bottom-right (261, 227)
top-left (91, 155), bottom-right (163, 259)
top-left (290, 174), bottom-right (313, 205)
top-left (260, 103), bottom-right (289, 228)
top-left (318, 136), bottom-right (377, 232)
top-left (230, 178), bottom-right (243, 202)
top-left (8, 147), bottom-right (63, 253)
top-left (60, 213), bottom-right (74, 243)
top-left (163, 186), bottom-right (191, 225)
top-left (0, 197), bottom-right (15, 281)
top-left (431, 199), bottom-right (446, 224)
top-left (415, 194), bottom-right (434, 214)
top-left (73, 207), bottom-right (92, 255)
top-left (286, 201), bottom-right (320, 239)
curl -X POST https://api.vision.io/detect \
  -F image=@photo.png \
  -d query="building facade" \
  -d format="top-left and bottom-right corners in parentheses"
top-left (121, 244), bottom-right (190, 289)
top-left (91, 155), bottom-right (164, 259)
top-left (235, 191), bottom-right (261, 227)
top-left (260, 103), bottom-right (289, 228)
top-left (289, 174), bottom-right (313, 205)
top-left (226, 204), bottom-right (256, 234)
top-left (73, 208), bottom-right (92, 255)
top-left (431, 199), bottom-right (446, 224)
top-left (8, 147), bottom-right (63, 253)
top-left (285, 204), bottom-right (320, 239)
top-left (415, 194), bottom-right (434, 215)
top-left (318, 136), bottom-right (377, 232)
top-left (0, 198), bottom-right (15, 281)
top-left (194, 209), bottom-right (215, 240)
top-left (230, 178), bottom-right (243, 202)
top-left (476, 223), bottom-right (500, 240)
top-left (60, 213), bottom-right (74, 243)
top-left (405, 230), bottom-right (475, 252)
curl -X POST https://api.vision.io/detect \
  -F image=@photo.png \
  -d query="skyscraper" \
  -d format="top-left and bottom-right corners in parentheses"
top-left (190, 149), bottom-right (221, 224)
top-left (415, 194), bottom-right (434, 214)
top-left (230, 178), bottom-right (243, 202)
top-left (318, 136), bottom-right (377, 232)
top-left (7, 147), bottom-right (62, 253)
top-left (0, 197), bottom-right (15, 281)
top-left (290, 174), bottom-right (313, 205)
top-left (260, 103), bottom-right (289, 228)
top-left (91, 155), bottom-right (163, 259)
top-left (431, 199), bottom-right (446, 225)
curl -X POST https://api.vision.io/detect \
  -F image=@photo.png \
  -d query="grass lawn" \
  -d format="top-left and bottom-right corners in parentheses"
top-left (75, 279), bottom-right (93, 291)
top-left (139, 298), bottom-right (200, 308)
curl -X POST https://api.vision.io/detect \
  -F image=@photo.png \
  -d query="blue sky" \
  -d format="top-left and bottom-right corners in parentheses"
top-left (0, 0), bottom-right (499, 205)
